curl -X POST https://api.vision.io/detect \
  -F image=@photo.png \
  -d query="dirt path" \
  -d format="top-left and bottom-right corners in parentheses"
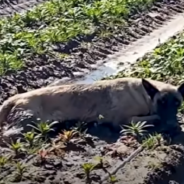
top-left (68, 12), bottom-right (184, 84)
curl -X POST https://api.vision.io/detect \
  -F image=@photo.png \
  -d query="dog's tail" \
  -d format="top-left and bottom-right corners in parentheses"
top-left (0, 97), bottom-right (16, 130)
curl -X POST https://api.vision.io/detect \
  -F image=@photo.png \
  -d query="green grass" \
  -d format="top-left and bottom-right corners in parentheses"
top-left (0, 0), bottom-right (158, 75)
top-left (110, 32), bottom-right (184, 86)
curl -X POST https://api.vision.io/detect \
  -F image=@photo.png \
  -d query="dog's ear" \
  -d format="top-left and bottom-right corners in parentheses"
top-left (178, 82), bottom-right (184, 99)
top-left (142, 79), bottom-right (159, 100)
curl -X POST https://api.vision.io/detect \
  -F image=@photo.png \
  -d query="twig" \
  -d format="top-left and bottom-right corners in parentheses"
top-left (100, 145), bottom-right (143, 183)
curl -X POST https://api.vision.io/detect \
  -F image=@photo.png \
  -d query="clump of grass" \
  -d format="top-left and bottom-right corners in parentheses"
top-left (142, 133), bottom-right (162, 150)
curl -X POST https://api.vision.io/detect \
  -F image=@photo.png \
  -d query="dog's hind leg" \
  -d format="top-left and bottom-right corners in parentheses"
top-left (7, 108), bottom-right (37, 132)
top-left (3, 109), bottom-right (38, 141)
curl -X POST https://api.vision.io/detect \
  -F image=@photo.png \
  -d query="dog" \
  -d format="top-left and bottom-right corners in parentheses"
top-left (0, 77), bottom-right (184, 133)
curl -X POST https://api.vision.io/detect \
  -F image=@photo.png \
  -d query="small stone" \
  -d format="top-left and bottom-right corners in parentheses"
top-left (65, 162), bottom-right (73, 167)
top-left (53, 160), bottom-right (62, 168)
top-left (77, 139), bottom-right (87, 146)
top-left (45, 164), bottom-right (54, 170)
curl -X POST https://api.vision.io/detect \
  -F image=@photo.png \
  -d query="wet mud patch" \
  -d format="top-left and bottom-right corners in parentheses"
top-left (1, 120), bottom-right (184, 184)
top-left (0, 0), bottom-right (184, 105)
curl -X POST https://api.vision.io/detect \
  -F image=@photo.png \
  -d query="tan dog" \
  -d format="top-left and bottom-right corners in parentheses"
top-left (0, 77), bottom-right (184, 131)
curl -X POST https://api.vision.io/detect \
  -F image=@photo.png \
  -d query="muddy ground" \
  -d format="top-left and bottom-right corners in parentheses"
top-left (1, 0), bottom-right (184, 184)
top-left (0, 0), bottom-right (184, 104)
top-left (0, 0), bottom-right (48, 18)
top-left (1, 121), bottom-right (184, 184)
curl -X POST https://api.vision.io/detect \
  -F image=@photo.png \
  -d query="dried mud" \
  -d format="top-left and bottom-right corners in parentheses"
top-left (1, 0), bottom-right (184, 184)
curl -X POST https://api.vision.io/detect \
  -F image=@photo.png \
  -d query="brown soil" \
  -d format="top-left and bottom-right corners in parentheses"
top-left (0, 0), bottom-right (184, 105)
top-left (1, 0), bottom-right (184, 184)
top-left (1, 123), bottom-right (184, 184)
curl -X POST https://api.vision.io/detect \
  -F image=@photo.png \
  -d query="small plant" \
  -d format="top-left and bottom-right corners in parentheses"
top-left (82, 162), bottom-right (96, 184)
top-left (73, 121), bottom-right (88, 137)
top-left (13, 162), bottom-right (27, 182)
top-left (120, 121), bottom-right (154, 140)
top-left (94, 156), bottom-right (116, 182)
top-left (58, 130), bottom-right (77, 143)
top-left (94, 156), bottom-right (109, 171)
top-left (109, 175), bottom-right (118, 183)
top-left (37, 148), bottom-right (49, 164)
top-left (0, 156), bottom-right (9, 168)
top-left (28, 121), bottom-right (59, 141)
top-left (142, 133), bottom-right (162, 150)
top-left (49, 141), bottom-right (66, 157)
top-left (94, 156), bottom-right (104, 168)
top-left (23, 131), bottom-right (37, 148)
top-left (7, 139), bottom-right (24, 155)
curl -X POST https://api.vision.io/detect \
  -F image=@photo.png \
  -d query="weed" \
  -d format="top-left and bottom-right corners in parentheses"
top-left (94, 156), bottom-right (117, 183)
top-left (22, 131), bottom-right (37, 148)
top-left (13, 162), bottom-right (27, 182)
top-left (72, 121), bottom-right (88, 138)
top-left (82, 162), bottom-right (96, 184)
top-left (109, 175), bottom-right (118, 183)
top-left (37, 148), bottom-right (49, 164)
top-left (7, 139), bottom-right (24, 156)
top-left (58, 130), bottom-right (78, 144)
top-left (28, 121), bottom-right (59, 141)
top-left (120, 121), bottom-right (154, 140)
top-left (49, 141), bottom-right (66, 157)
top-left (142, 133), bottom-right (162, 150)
top-left (0, 156), bottom-right (9, 168)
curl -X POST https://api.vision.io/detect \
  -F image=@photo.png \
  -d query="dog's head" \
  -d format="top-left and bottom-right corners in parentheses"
top-left (142, 79), bottom-right (184, 131)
